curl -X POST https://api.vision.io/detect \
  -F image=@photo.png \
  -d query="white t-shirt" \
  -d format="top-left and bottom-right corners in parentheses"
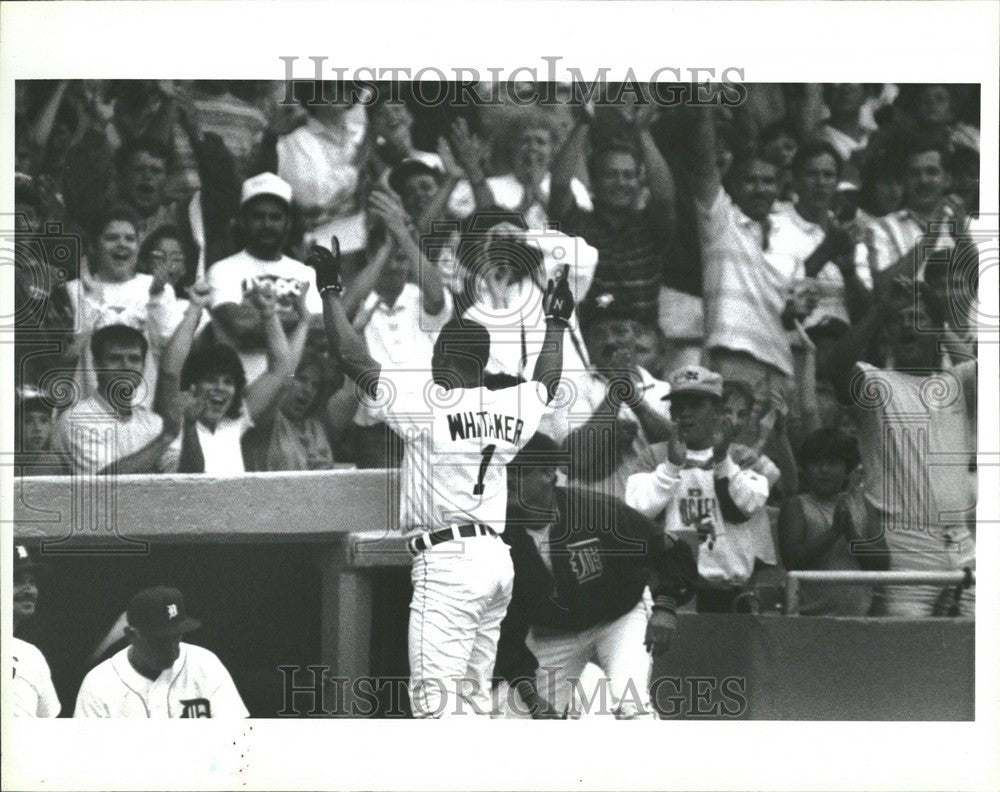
top-left (365, 370), bottom-right (549, 535)
top-left (11, 637), bottom-right (60, 718)
top-left (207, 250), bottom-right (322, 382)
top-left (626, 448), bottom-right (775, 585)
top-left (354, 283), bottom-right (453, 427)
top-left (74, 643), bottom-right (249, 718)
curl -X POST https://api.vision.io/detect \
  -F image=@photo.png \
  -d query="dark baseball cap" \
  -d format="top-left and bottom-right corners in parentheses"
top-left (127, 586), bottom-right (201, 637)
top-left (388, 158), bottom-right (442, 194)
top-left (14, 543), bottom-right (48, 574)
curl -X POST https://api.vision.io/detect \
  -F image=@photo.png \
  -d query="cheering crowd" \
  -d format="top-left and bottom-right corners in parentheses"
top-left (12, 80), bottom-right (980, 716)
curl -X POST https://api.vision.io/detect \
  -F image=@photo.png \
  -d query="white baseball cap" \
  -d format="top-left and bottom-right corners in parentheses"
top-left (240, 172), bottom-right (293, 208)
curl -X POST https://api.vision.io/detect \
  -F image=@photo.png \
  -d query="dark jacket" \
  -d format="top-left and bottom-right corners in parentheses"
top-left (494, 485), bottom-right (697, 684)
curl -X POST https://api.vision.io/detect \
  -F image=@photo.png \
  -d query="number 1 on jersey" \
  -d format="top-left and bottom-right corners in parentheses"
top-left (472, 444), bottom-right (497, 496)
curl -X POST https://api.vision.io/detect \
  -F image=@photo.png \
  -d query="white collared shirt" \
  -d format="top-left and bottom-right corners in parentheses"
top-left (865, 208), bottom-right (957, 278)
top-left (74, 643), bottom-right (249, 718)
top-left (774, 203), bottom-right (873, 327)
top-left (353, 283), bottom-right (453, 427)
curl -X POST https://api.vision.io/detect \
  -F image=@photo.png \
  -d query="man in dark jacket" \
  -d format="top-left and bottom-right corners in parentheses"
top-left (495, 433), bottom-right (698, 719)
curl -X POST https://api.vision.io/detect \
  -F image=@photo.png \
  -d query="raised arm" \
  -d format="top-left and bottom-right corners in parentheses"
top-left (243, 284), bottom-right (306, 423)
top-left (549, 106), bottom-right (591, 220)
top-left (370, 188), bottom-right (446, 316)
top-left (308, 239), bottom-right (382, 386)
top-left (687, 103), bottom-right (723, 206)
top-left (447, 117), bottom-right (495, 216)
top-left (154, 280), bottom-right (212, 417)
top-left (634, 102), bottom-right (676, 216)
top-left (534, 265), bottom-right (574, 404)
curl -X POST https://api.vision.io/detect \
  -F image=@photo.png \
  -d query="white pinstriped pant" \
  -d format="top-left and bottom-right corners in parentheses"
top-left (408, 535), bottom-right (513, 718)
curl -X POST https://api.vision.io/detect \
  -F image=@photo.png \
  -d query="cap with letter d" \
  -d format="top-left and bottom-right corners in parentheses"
top-left (240, 172), bottom-right (293, 208)
top-left (127, 586), bottom-right (202, 637)
top-left (662, 365), bottom-right (724, 401)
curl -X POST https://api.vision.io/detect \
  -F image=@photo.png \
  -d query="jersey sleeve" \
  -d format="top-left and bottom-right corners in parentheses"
top-left (73, 672), bottom-right (111, 718)
top-left (625, 462), bottom-right (683, 520)
top-left (364, 369), bottom-right (430, 431)
top-left (34, 654), bottom-right (61, 718)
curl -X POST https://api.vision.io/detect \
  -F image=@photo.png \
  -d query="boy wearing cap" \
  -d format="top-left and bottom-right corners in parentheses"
top-left (75, 586), bottom-right (248, 718)
top-left (12, 544), bottom-right (61, 717)
top-left (207, 172), bottom-right (322, 383)
top-left (626, 365), bottom-right (779, 612)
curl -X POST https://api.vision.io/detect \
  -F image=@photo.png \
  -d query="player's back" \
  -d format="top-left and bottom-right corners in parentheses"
top-left (383, 375), bottom-right (549, 536)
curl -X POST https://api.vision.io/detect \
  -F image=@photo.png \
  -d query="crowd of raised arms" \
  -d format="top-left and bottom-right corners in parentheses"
top-left (14, 80), bottom-right (979, 622)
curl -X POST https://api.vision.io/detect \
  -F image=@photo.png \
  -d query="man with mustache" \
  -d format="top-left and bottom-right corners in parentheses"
top-left (12, 544), bottom-right (61, 718)
top-left (207, 172), bottom-right (323, 383)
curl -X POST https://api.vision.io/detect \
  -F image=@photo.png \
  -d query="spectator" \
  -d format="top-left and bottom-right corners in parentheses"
top-left (780, 140), bottom-right (874, 327)
top-left (816, 84), bottom-right (870, 176)
top-left (829, 284), bottom-right (976, 617)
top-left (136, 224), bottom-right (198, 334)
top-left (156, 281), bottom-right (300, 475)
top-left (75, 586), bottom-right (249, 718)
top-left (52, 323), bottom-right (180, 475)
top-left (369, 94), bottom-right (444, 187)
top-left (12, 544), bottom-right (61, 718)
top-left (114, 137), bottom-right (181, 244)
top-left (449, 111), bottom-right (593, 229)
top-left (896, 84), bottom-right (980, 153)
top-left (14, 386), bottom-right (67, 476)
top-left (167, 80), bottom-right (269, 200)
top-left (866, 138), bottom-right (966, 281)
top-left (243, 351), bottom-right (356, 471)
top-left (626, 366), bottom-right (779, 613)
top-left (67, 205), bottom-right (178, 409)
top-left (495, 433), bottom-right (698, 719)
top-left (778, 429), bottom-right (870, 615)
top-left (276, 90), bottom-right (368, 255)
top-left (549, 102), bottom-right (677, 328)
top-left (568, 295), bottom-right (673, 497)
top-left (857, 153), bottom-right (905, 222)
top-left (721, 379), bottom-right (756, 447)
top-left (207, 172), bottom-right (322, 383)
top-left (339, 187), bottom-right (451, 467)
top-left (758, 120), bottom-right (798, 204)
top-left (687, 106), bottom-right (812, 414)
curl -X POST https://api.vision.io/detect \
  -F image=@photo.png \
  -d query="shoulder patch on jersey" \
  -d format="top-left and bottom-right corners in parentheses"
top-left (566, 538), bottom-right (603, 583)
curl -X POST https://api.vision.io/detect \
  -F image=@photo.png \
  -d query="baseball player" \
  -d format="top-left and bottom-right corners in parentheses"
top-left (626, 366), bottom-right (779, 612)
top-left (495, 434), bottom-right (698, 719)
top-left (309, 237), bottom-right (575, 718)
top-left (12, 544), bottom-right (61, 718)
top-left (74, 586), bottom-right (248, 718)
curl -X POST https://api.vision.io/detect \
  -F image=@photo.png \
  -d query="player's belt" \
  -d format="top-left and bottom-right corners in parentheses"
top-left (407, 523), bottom-right (497, 556)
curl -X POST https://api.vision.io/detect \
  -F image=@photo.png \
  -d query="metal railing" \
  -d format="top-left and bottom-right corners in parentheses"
top-left (783, 569), bottom-right (975, 615)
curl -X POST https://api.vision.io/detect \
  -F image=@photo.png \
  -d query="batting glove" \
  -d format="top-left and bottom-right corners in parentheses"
top-left (543, 263), bottom-right (575, 326)
top-left (307, 236), bottom-right (343, 296)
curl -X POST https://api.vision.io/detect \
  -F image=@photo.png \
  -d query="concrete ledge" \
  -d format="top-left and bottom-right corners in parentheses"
top-left (12, 470), bottom-right (398, 543)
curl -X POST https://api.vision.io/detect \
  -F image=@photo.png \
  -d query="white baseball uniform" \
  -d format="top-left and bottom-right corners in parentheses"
top-left (366, 370), bottom-right (549, 717)
top-left (74, 643), bottom-right (249, 718)
top-left (11, 637), bottom-right (61, 718)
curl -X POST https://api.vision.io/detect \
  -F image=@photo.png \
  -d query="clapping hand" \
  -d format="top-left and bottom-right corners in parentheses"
top-left (306, 237), bottom-right (343, 296)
